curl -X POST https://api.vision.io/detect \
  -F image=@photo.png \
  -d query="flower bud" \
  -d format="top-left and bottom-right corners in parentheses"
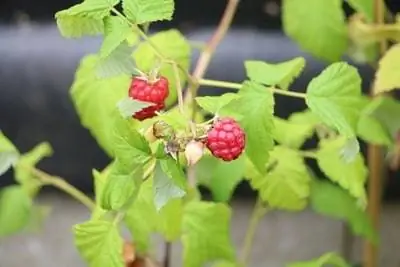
top-left (144, 125), bottom-right (157, 143)
top-left (185, 140), bottom-right (204, 166)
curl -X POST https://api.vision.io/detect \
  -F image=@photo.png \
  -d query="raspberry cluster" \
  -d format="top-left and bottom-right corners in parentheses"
top-left (128, 76), bottom-right (169, 121)
top-left (206, 117), bottom-right (246, 161)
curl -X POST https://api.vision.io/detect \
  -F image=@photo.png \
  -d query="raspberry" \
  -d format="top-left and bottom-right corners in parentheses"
top-left (128, 76), bottom-right (169, 120)
top-left (206, 117), bottom-right (246, 161)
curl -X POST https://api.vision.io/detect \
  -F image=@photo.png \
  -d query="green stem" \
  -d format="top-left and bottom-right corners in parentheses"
top-left (300, 150), bottom-right (317, 159)
top-left (241, 197), bottom-right (268, 265)
top-left (30, 167), bottom-right (96, 210)
top-left (199, 78), bottom-right (307, 99)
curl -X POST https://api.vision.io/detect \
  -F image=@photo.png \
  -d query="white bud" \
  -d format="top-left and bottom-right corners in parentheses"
top-left (185, 141), bottom-right (204, 166)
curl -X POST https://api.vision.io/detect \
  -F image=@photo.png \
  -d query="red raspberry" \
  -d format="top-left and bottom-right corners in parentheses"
top-left (128, 76), bottom-right (169, 120)
top-left (206, 117), bottom-right (246, 161)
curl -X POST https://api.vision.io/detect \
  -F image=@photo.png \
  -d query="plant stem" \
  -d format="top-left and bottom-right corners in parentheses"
top-left (363, 1), bottom-right (387, 267)
top-left (163, 242), bottom-right (171, 267)
top-left (199, 78), bottom-right (307, 99)
top-left (185, 0), bottom-right (240, 187)
top-left (29, 167), bottom-right (96, 210)
top-left (241, 197), bottom-right (268, 266)
top-left (171, 62), bottom-right (185, 115)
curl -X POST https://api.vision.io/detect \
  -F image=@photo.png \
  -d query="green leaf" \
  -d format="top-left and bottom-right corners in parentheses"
top-left (117, 97), bottom-right (154, 118)
top-left (196, 155), bottom-right (245, 202)
top-left (101, 160), bottom-right (142, 210)
top-left (316, 137), bottom-right (368, 205)
top-left (247, 147), bottom-right (310, 210)
top-left (123, 0), bottom-right (174, 24)
top-left (0, 131), bottom-right (19, 176)
top-left (70, 55), bottom-right (132, 156)
top-left (287, 252), bottom-right (350, 267)
top-left (134, 29), bottom-right (191, 107)
top-left (0, 185), bottom-right (32, 237)
top-left (182, 201), bottom-right (235, 267)
top-left (310, 179), bottom-right (378, 244)
top-left (100, 16), bottom-right (137, 59)
top-left (374, 43), bottom-right (400, 95)
top-left (55, 0), bottom-right (119, 38)
top-left (195, 93), bottom-right (239, 114)
top-left (346, 0), bottom-right (374, 22)
top-left (272, 115), bottom-right (315, 149)
top-left (124, 178), bottom-right (183, 253)
top-left (154, 158), bottom-right (186, 211)
top-left (306, 62), bottom-right (367, 140)
top-left (229, 81), bottom-right (274, 173)
top-left (96, 42), bottom-right (137, 78)
top-left (244, 57), bottom-right (306, 90)
top-left (14, 142), bottom-right (53, 195)
top-left (74, 220), bottom-right (124, 267)
top-left (112, 116), bottom-right (152, 166)
top-left (282, 0), bottom-right (347, 62)
top-left (92, 167), bottom-right (110, 219)
top-left (367, 96), bottom-right (400, 140)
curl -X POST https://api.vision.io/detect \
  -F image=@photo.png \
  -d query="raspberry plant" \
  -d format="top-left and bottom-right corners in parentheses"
top-left (1, 0), bottom-right (400, 266)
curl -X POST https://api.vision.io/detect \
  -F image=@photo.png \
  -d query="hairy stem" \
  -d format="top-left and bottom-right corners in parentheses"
top-left (29, 167), bottom-right (96, 210)
top-left (241, 197), bottom-right (268, 265)
top-left (199, 78), bottom-right (307, 99)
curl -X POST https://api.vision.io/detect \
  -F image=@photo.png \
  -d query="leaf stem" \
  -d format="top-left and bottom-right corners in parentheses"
top-left (171, 62), bottom-right (185, 115)
top-left (163, 242), bottom-right (171, 267)
top-left (29, 166), bottom-right (95, 210)
top-left (241, 197), bottom-right (268, 265)
top-left (300, 150), bottom-right (318, 159)
top-left (199, 78), bottom-right (307, 99)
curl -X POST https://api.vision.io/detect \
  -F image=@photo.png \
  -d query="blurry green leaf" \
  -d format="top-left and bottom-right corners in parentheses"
top-left (247, 146), bottom-right (310, 210)
top-left (0, 185), bottom-right (32, 237)
top-left (70, 55), bottom-right (132, 156)
top-left (195, 93), bottom-right (239, 114)
top-left (134, 30), bottom-right (191, 106)
top-left (182, 201), bottom-right (235, 267)
top-left (55, 0), bottom-right (119, 38)
top-left (14, 142), bottom-right (53, 196)
top-left (122, 0), bottom-right (174, 24)
top-left (92, 168), bottom-right (110, 219)
top-left (368, 96), bottom-right (400, 139)
top-left (316, 137), bottom-right (368, 205)
top-left (25, 205), bottom-right (52, 233)
top-left (228, 81), bottom-right (274, 173)
top-left (154, 158), bottom-right (186, 211)
top-left (272, 115), bottom-right (315, 149)
top-left (0, 131), bottom-right (19, 176)
top-left (245, 57), bottom-right (306, 90)
top-left (117, 97), bottom-right (154, 118)
top-left (196, 155), bottom-right (245, 202)
top-left (282, 0), bottom-right (347, 61)
top-left (310, 179), bottom-right (378, 244)
top-left (74, 220), bottom-right (124, 267)
top-left (346, 0), bottom-right (374, 22)
top-left (287, 252), bottom-right (350, 267)
top-left (374, 43), bottom-right (400, 95)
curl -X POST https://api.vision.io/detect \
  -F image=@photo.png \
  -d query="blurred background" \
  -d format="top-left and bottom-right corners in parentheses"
top-left (1, 0), bottom-right (400, 266)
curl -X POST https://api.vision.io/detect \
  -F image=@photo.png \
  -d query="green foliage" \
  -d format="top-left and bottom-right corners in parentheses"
top-left (244, 57), bottom-right (306, 90)
top-left (346, 0), bottom-right (374, 22)
top-left (74, 220), bottom-right (124, 267)
top-left (228, 81), bottom-right (275, 173)
top-left (287, 252), bottom-right (350, 267)
top-left (133, 29), bottom-right (191, 106)
top-left (0, 131), bottom-right (19, 176)
top-left (55, 0), bottom-right (119, 38)
top-left (123, 0), bottom-right (175, 24)
top-left (366, 96), bottom-right (400, 139)
top-left (117, 97), bottom-right (154, 118)
top-left (196, 154), bottom-right (245, 202)
top-left (374, 43), bottom-right (400, 94)
top-left (282, 0), bottom-right (347, 61)
top-left (154, 158), bottom-right (186, 210)
top-left (310, 179), bottom-right (378, 243)
top-left (14, 142), bottom-right (53, 196)
top-left (0, 186), bottom-right (32, 237)
top-left (316, 137), bottom-right (368, 205)
top-left (246, 147), bottom-right (310, 210)
top-left (306, 62), bottom-right (367, 159)
top-left (182, 201), bottom-right (236, 267)
top-left (195, 93), bottom-right (239, 115)
top-left (70, 55), bottom-right (132, 156)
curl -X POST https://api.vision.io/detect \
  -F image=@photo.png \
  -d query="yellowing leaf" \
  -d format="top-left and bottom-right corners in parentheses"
top-left (245, 57), bottom-right (306, 90)
top-left (283, 0), bottom-right (347, 62)
top-left (374, 43), bottom-right (400, 95)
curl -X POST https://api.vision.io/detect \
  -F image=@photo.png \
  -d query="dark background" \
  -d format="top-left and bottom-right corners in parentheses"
top-left (1, 0), bottom-right (399, 200)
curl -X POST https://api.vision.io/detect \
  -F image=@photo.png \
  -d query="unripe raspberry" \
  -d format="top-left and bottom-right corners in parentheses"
top-left (206, 117), bottom-right (245, 161)
top-left (128, 76), bottom-right (169, 120)
top-left (185, 140), bottom-right (204, 166)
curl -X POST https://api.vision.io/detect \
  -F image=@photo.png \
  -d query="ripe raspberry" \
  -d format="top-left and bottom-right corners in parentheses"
top-left (206, 117), bottom-right (246, 161)
top-left (128, 76), bottom-right (169, 120)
